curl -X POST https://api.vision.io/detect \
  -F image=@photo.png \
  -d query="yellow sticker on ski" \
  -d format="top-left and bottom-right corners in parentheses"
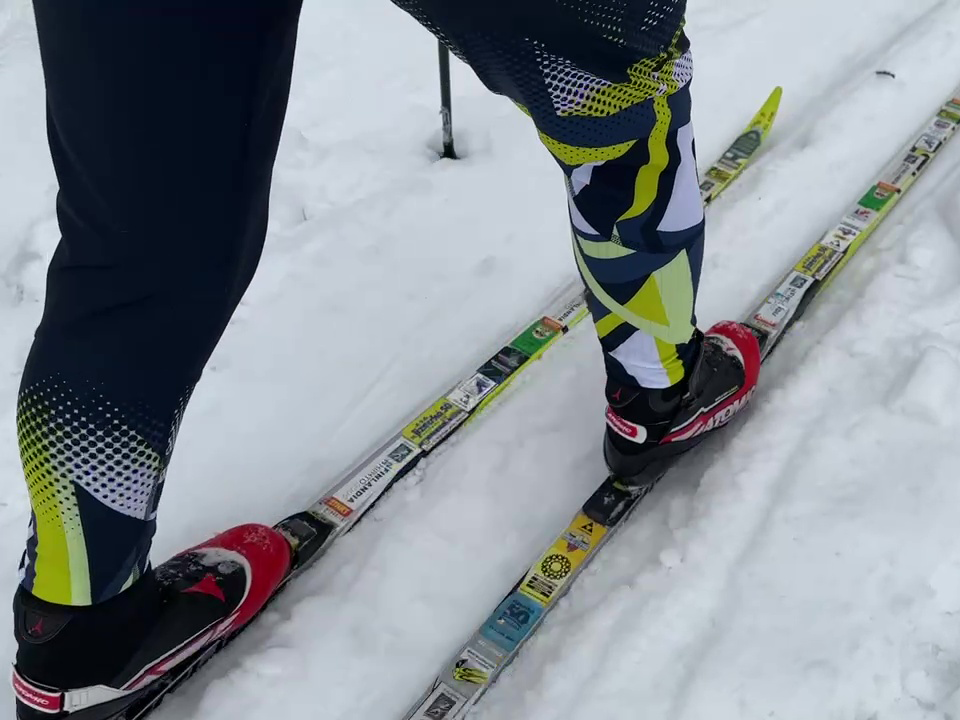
top-left (518, 512), bottom-right (608, 606)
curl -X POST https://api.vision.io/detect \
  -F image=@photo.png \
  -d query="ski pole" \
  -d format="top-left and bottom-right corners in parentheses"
top-left (438, 41), bottom-right (456, 159)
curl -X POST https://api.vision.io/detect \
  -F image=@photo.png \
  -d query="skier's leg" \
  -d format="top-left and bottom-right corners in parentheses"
top-left (13, 0), bottom-right (301, 715)
top-left (392, 0), bottom-right (760, 478)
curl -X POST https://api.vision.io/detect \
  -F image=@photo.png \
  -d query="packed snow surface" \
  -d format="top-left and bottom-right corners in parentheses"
top-left (3, 0), bottom-right (960, 718)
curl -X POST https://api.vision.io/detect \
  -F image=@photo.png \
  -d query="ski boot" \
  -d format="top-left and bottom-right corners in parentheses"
top-left (12, 524), bottom-right (291, 720)
top-left (604, 320), bottom-right (761, 485)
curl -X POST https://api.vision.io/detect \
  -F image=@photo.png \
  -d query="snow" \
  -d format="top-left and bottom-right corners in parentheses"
top-left (3, 0), bottom-right (960, 718)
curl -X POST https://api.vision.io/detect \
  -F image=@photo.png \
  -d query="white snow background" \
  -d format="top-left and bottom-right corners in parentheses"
top-left (3, 0), bottom-right (960, 718)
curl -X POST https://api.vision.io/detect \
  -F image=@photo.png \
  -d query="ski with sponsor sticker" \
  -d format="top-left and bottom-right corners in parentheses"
top-left (700, 86), bottom-right (782, 207)
top-left (401, 85), bottom-right (960, 720)
top-left (87, 88), bottom-right (783, 720)
top-left (749, 91), bottom-right (960, 357)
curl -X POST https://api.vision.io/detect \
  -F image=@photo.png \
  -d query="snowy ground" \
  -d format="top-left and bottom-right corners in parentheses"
top-left (3, 0), bottom-right (960, 718)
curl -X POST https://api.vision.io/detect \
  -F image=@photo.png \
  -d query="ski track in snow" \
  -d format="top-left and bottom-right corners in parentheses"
top-left (3, 0), bottom-right (960, 719)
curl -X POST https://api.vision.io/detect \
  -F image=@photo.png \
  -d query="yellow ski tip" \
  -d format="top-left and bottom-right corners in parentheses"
top-left (753, 86), bottom-right (784, 141)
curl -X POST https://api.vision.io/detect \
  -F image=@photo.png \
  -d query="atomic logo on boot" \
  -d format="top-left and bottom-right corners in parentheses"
top-left (605, 406), bottom-right (648, 443)
top-left (182, 573), bottom-right (226, 603)
top-left (19, 609), bottom-right (69, 643)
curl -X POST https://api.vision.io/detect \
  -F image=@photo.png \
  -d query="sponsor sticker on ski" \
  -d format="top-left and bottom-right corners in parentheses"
top-left (324, 497), bottom-right (352, 518)
top-left (447, 373), bottom-right (498, 412)
top-left (882, 152), bottom-right (929, 190)
top-left (858, 183), bottom-right (898, 212)
top-left (509, 317), bottom-right (563, 357)
top-left (929, 118), bottom-right (954, 139)
top-left (411, 683), bottom-right (467, 720)
top-left (402, 398), bottom-right (467, 451)
top-left (319, 438), bottom-right (420, 523)
top-left (711, 128), bottom-right (763, 178)
top-left (812, 251), bottom-right (842, 281)
top-left (449, 646), bottom-right (498, 693)
top-left (751, 307), bottom-right (780, 331)
top-left (717, 157), bottom-right (741, 173)
top-left (561, 528), bottom-right (590, 552)
top-left (821, 222), bottom-right (861, 253)
top-left (916, 133), bottom-right (943, 154)
top-left (938, 108), bottom-right (960, 125)
top-left (881, 161), bottom-right (913, 191)
top-left (548, 294), bottom-right (588, 330)
top-left (724, 128), bottom-right (764, 164)
top-left (843, 206), bottom-right (878, 231)
top-left (477, 346), bottom-right (531, 385)
top-left (795, 244), bottom-right (841, 279)
top-left (752, 271), bottom-right (812, 331)
top-left (480, 592), bottom-right (544, 653)
top-left (905, 151), bottom-right (931, 171)
top-left (706, 166), bottom-right (733, 184)
top-left (518, 513), bottom-right (606, 605)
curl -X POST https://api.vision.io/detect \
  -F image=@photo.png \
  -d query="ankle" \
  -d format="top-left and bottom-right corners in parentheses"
top-left (14, 572), bottom-right (162, 689)
top-left (605, 377), bottom-right (687, 426)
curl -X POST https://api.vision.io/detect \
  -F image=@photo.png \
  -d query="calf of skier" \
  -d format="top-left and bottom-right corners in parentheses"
top-left (10, 1), bottom-right (760, 718)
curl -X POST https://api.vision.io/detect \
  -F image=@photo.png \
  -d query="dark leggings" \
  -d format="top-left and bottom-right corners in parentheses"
top-left (20, 0), bottom-right (304, 604)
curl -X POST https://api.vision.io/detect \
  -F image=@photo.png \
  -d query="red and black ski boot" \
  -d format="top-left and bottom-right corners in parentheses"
top-left (12, 523), bottom-right (291, 720)
top-left (604, 320), bottom-right (761, 485)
